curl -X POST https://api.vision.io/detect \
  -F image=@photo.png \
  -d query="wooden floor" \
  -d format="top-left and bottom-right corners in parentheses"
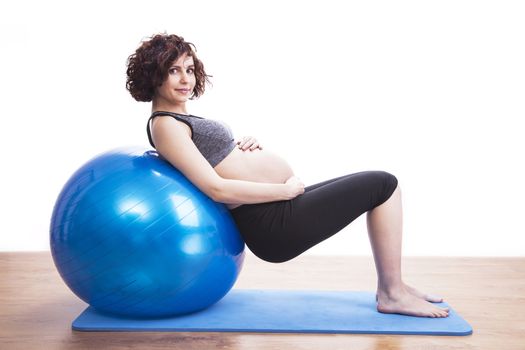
top-left (1, 252), bottom-right (524, 350)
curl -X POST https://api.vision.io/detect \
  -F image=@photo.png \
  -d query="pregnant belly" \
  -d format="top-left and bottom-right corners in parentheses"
top-left (214, 147), bottom-right (295, 209)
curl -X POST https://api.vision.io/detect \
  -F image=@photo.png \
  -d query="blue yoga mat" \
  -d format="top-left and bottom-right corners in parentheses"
top-left (72, 289), bottom-right (473, 335)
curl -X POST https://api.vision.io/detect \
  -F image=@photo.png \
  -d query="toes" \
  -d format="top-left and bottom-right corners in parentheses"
top-left (426, 294), bottom-right (444, 303)
top-left (403, 284), bottom-right (444, 303)
top-left (438, 309), bottom-right (449, 318)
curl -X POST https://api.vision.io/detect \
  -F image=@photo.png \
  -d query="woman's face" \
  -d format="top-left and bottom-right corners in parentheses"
top-left (154, 52), bottom-right (196, 107)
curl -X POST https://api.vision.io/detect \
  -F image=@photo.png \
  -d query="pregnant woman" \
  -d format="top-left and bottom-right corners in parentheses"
top-left (126, 33), bottom-right (449, 318)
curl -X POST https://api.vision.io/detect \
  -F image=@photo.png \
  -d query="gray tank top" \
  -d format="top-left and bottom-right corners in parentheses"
top-left (147, 111), bottom-right (236, 167)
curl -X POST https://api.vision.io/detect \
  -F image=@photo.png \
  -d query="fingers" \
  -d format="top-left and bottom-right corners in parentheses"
top-left (236, 136), bottom-right (263, 151)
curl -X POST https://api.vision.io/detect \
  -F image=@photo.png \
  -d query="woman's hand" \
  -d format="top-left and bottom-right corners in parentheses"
top-left (236, 136), bottom-right (263, 151)
top-left (284, 175), bottom-right (305, 199)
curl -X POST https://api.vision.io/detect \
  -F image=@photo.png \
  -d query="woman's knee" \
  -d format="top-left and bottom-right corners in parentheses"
top-left (372, 170), bottom-right (399, 207)
top-left (382, 171), bottom-right (398, 192)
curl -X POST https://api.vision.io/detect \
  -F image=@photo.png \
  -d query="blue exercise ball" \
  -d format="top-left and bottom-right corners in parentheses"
top-left (50, 146), bottom-right (245, 318)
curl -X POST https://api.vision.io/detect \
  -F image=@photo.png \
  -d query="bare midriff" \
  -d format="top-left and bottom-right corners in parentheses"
top-left (214, 147), bottom-right (295, 210)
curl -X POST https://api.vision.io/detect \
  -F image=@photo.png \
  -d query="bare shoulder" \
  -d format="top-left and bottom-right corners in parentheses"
top-left (149, 115), bottom-right (222, 201)
top-left (150, 115), bottom-right (192, 138)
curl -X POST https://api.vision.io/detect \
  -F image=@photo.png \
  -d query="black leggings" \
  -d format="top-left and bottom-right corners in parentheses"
top-left (229, 170), bottom-right (398, 263)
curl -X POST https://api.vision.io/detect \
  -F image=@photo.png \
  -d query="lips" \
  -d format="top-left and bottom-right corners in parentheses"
top-left (176, 89), bottom-right (190, 94)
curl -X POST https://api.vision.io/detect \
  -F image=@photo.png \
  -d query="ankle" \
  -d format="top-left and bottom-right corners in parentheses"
top-left (377, 282), bottom-right (406, 298)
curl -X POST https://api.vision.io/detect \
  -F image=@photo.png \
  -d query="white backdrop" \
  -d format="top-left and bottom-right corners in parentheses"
top-left (0, 0), bottom-right (523, 255)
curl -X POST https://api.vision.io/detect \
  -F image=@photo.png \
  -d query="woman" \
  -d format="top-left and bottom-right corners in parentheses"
top-left (126, 33), bottom-right (449, 318)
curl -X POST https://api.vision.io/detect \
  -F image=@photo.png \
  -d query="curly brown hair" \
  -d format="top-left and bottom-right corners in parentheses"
top-left (126, 33), bottom-right (211, 102)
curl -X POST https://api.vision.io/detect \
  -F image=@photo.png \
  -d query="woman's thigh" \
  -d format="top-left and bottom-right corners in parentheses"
top-left (231, 170), bottom-right (398, 263)
top-left (304, 173), bottom-right (351, 192)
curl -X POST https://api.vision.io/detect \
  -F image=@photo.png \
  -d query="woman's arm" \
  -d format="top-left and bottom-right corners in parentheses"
top-left (151, 116), bottom-right (302, 204)
top-left (214, 178), bottom-right (298, 205)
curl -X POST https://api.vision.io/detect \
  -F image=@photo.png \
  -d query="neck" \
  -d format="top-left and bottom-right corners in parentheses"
top-left (151, 99), bottom-right (188, 115)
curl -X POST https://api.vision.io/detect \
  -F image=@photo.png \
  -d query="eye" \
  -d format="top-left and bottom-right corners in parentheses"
top-left (168, 67), bottom-right (178, 74)
top-left (187, 68), bottom-right (195, 74)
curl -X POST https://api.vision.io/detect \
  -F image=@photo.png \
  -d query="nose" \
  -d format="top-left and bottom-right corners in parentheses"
top-left (179, 70), bottom-right (188, 84)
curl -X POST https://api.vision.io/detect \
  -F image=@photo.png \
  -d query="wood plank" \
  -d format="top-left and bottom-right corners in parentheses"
top-left (0, 252), bottom-right (523, 349)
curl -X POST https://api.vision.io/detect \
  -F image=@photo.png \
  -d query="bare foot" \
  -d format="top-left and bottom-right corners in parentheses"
top-left (376, 284), bottom-right (444, 303)
top-left (403, 283), bottom-right (443, 303)
top-left (376, 288), bottom-right (450, 318)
